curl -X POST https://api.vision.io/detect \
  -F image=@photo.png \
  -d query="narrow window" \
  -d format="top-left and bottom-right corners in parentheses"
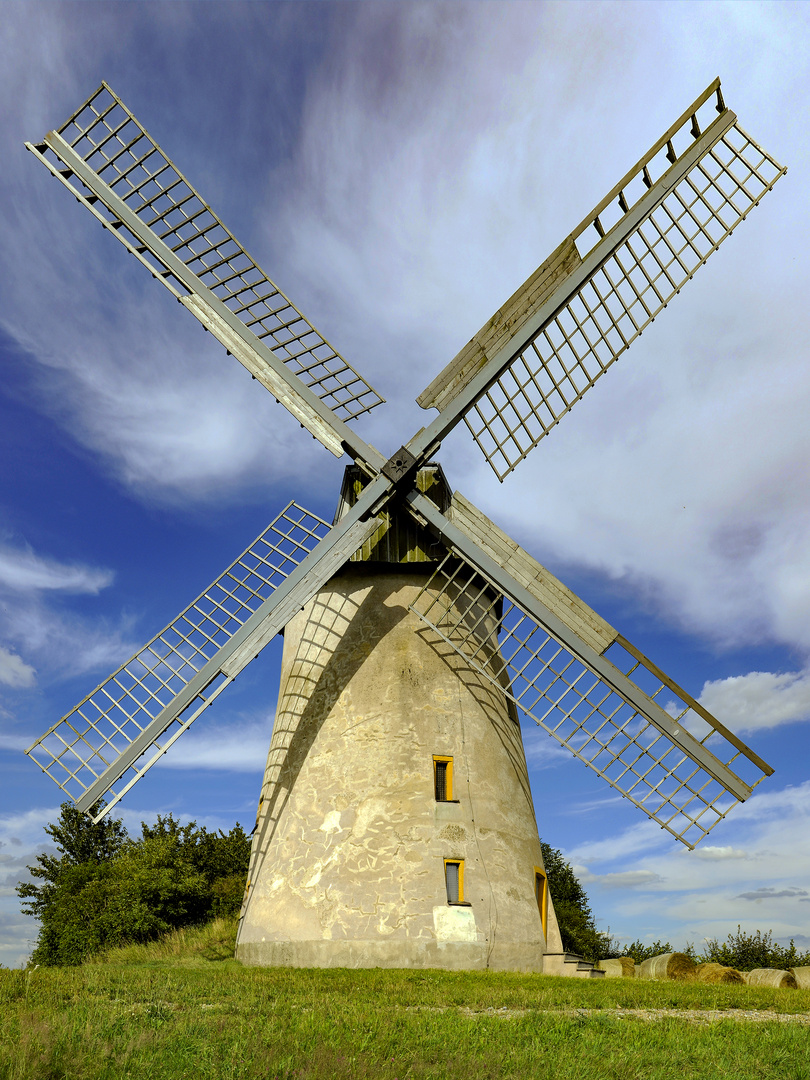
top-left (445, 859), bottom-right (464, 904)
top-left (433, 756), bottom-right (453, 801)
top-left (534, 867), bottom-right (548, 938)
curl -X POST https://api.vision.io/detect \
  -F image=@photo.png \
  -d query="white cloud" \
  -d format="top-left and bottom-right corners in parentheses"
top-left (0, 543), bottom-right (112, 595)
top-left (566, 819), bottom-right (671, 866)
top-left (0, 590), bottom-right (135, 683)
top-left (692, 846), bottom-right (750, 862)
top-left (0, 541), bottom-right (132, 684)
top-left (522, 728), bottom-right (576, 768)
top-left (0, 734), bottom-right (33, 751)
top-left (154, 718), bottom-right (271, 772)
top-left (0, 646), bottom-right (35, 689)
top-left (0, 806), bottom-right (61, 858)
top-left (700, 669), bottom-right (810, 733)
top-left (731, 779), bottom-right (810, 823)
top-left (588, 870), bottom-right (663, 891)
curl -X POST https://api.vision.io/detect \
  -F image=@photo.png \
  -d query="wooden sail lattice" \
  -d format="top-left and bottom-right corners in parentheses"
top-left (26, 503), bottom-right (331, 813)
top-left (411, 550), bottom-right (770, 848)
top-left (34, 83), bottom-right (384, 422)
top-left (464, 123), bottom-right (786, 479)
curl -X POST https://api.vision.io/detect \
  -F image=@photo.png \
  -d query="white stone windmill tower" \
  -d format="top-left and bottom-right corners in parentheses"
top-left (25, 79), bottom-right (784, 974)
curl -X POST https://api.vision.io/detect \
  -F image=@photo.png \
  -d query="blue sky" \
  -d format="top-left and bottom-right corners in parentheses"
top-left (2, 0), bottom-right (810, 968)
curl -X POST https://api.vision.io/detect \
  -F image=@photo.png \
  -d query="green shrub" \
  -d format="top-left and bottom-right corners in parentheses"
top-left (701, 926), bottom-right (810, 971)
top-left (612, 939), bottom-right (677, 963)
top-left (17, 803), bottom-right (251, 966)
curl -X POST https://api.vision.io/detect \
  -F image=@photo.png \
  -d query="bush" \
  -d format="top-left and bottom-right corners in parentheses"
top-left (17, 803), bottom-right (251, 966)
top-left (613, 939), bottom-right (677, 964)
top-left (701, 926), bottom-right (810, 972)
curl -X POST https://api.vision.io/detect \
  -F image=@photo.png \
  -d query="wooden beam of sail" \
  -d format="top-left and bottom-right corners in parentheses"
top-left (26, 82), bottom-right (385, 467)
top-left (26, 503), bottom-right (379, 821)
top-left (408, 490), bottom-right (772, 849)
top-left (416, 80), bottom-right (787, 480)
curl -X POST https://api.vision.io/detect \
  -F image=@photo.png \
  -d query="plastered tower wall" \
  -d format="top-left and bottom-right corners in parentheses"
top-left (236, 468), bottom-right (562, 970)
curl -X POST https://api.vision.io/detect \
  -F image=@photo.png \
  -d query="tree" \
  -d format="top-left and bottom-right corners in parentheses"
top-left (138, 815), bottom-right (251, 917)
top-left (540, 840), bottom-right (610, 962)
top-left (616, 939), bottom-right (677, 964)
top-left (17, 805), bottom-right (251, 966)
top-left (16, 801), bottom-right (129, 966)
top-left (16, 801), bottom-right (127, 923)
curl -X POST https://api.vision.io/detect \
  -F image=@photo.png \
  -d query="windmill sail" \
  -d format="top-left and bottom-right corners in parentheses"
top-left (417, 79), bottom-right (787, 480)
top-left (26, 502), bottom-right (380, 821)
top-left (408, 491), bottom-right (772, 849)
top-left (26, 83), bottom-right (384, 461)
top-left (23, 79), bottom-right (783, 855)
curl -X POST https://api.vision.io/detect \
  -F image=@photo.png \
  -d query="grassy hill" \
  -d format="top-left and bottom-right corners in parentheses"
top-left (2, 918), bottom-right (810, 1080)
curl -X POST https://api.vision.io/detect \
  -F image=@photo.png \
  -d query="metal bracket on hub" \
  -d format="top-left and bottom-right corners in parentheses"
top-left (381, 446), bottom-right (417, 483)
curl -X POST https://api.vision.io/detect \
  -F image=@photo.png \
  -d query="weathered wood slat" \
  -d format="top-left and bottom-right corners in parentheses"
top-left (447, 491), bottom-right (618, 656)
top-left (416, 237), bottom-right (581, 413)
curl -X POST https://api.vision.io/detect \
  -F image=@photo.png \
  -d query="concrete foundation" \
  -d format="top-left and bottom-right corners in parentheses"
top-left (236, 565), bottom-right (562, 970)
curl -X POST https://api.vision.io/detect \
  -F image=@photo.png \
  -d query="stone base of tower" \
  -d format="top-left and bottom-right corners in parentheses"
top-left (236, 939), bottom-right (544, 972)
top-left (236, 566), bottom-right (564, 973)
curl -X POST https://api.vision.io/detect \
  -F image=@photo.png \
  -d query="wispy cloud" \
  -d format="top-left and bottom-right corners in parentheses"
top-left (566, 820), bottom-right (670, 866)
top-left (730, 779), bottom-right (810, 823)
top-left (587, 870), bottom-right (663, 892)
top-left (0, 646), bottom-right (35, 689)
top-left (0, 805), bottom-right (61, 863)
top-left (154, 719), bottom-right (271, 772)
top-left (0, 541), bottom-right (131, 686)
top-left (700, 669), bottom-right (810, 733)
top-left (522, 729), bottom-right (575, 768)
top-left (0, 733), bottom-right (33, 752)
top-left (0, 543), bottom-right (112, 594)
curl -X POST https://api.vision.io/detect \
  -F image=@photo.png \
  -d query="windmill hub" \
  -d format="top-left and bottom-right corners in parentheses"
top-left (381, 446), bottom-right (418, 483)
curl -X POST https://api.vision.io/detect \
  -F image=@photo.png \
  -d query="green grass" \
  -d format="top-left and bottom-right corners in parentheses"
top-left (3, 920), bottom-right (810, 1080)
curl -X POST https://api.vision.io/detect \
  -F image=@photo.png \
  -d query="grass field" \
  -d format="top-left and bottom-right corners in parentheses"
top-left (3, 920), bottom-right (810, 1080)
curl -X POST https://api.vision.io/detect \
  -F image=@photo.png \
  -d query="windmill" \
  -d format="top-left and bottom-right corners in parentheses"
top-left (24, 79), bottom-right (784, 974)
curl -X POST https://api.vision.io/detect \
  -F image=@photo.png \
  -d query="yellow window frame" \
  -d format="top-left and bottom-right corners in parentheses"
top-left (433, 755), bottom-right (454, 801)
top-left (444, 858), bottom-right (464, 904)
top-left (534, 866), bottom-right (548, 938)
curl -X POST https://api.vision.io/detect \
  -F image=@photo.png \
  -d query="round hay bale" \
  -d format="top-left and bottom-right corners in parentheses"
top-left (790, 966), bottom-right (810, 990)
top-left (596, 957), bottom-right (635, 978)
top-left (743, 968), bottom-right (798, 989)
top-left (638, 952), bottom-right (697, 981)
top-left (694, 963), bottom-right (744, 985)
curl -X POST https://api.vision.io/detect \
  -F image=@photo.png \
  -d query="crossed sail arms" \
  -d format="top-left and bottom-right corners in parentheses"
top-left (23, 78), bottom-right (780, 847)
